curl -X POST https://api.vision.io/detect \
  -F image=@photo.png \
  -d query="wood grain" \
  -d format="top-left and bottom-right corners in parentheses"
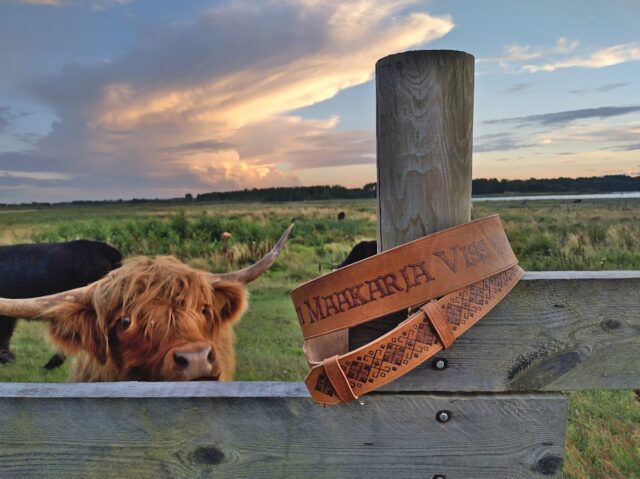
top-left (375, 50), bottom-right (474, 249)
top-left (0, 381), bottom-right (310, 398)
top-left (349, 272), bottom-right (640, 392)
top-left (0, 393), bottom-right (567, 478)
top-left (354, 50), bottom-right (475, 356)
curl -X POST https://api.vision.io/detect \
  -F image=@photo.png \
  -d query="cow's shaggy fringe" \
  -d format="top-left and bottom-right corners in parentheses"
top-left (43, 256), bottom-right (247, 382)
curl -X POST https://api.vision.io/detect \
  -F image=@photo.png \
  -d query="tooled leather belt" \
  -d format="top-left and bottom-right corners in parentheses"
top-left (290, 215), bottom-right (524, 405)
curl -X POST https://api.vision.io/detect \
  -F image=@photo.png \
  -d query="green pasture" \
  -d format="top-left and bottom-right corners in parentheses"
top-left (1, 198), bottom-right (639, 478)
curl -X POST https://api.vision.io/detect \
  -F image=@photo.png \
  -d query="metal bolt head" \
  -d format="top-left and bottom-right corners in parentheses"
top-left (436, 410), bottom-right (451, 423)
top-left (432, 358), bottom-right (448, 370)
top-left (432, 475), bottom-right (446, 479)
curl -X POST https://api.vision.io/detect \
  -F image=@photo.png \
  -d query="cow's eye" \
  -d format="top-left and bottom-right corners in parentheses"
top-left (201, 305), bottom-right (211, 317)
top-left (118, 317), bottom-right (131, 330)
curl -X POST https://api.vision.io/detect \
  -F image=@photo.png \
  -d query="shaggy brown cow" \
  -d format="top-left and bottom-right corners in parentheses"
top-left (0, 225), bottom-right (292, 382)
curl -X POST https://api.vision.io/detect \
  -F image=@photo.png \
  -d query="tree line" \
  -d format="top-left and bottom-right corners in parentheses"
top-left (471, 175), bottom-right (640, 195)
top-left (2, 175), bottom-right (638, 207)
top-left (195, 175), bottom-right (639, 202)
top-left (195, 183), bottom-right (377, 202)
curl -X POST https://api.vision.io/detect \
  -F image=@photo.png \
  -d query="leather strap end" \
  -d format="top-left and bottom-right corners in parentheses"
top-left (421, 300), bottom-right (455, 349)
top-left (322, 355), bottom-right (358, 403)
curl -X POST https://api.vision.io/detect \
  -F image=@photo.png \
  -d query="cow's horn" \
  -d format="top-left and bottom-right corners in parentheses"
top-left (208, 224), bottom-right (293, 284)
top-left (0, 224), bottom-right (293, 318)
top-left (0, 285), bottom-right (93, 319)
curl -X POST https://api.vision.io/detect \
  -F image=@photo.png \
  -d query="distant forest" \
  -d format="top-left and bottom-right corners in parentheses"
top-left (471, 175), bottom-right (639, 195)
top-left (196, 175), bottom-right (640, 202)
top-left (3, 175), bottom-right (639, 207)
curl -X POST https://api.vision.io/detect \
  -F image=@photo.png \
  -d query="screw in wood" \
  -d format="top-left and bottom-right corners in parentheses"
top-left (436, 410), bottom-right (451, 423)
top-left (432, 358), bottom-right (448, 370)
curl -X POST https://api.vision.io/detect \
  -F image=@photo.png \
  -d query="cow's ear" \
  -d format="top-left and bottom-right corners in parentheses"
top-left (212, 281), bottom-right (248, 324)
top-left (43, 299), bottom-right (108, 364)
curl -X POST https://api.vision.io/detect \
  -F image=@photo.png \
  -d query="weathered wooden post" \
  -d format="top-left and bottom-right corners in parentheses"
top-left (354, 50), bottom-right (474, 343)
top-left (376, 50), bottom-right (473, 246)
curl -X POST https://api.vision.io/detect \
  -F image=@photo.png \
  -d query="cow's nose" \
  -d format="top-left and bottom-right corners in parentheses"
top-left (171, 343), bottom-right (214, 380)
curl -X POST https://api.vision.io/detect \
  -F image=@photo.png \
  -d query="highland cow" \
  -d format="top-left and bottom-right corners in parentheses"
top-left (0, 226), bottom-right (291, 382)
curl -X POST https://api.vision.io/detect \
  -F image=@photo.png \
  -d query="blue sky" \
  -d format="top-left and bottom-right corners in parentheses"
top-left (0, 0), bottom-right (638, 202)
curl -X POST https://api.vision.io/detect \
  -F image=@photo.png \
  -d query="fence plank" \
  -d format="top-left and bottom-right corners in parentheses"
top-left (350, 271), bottom-right (640, 392)
top-left (0, 389), bottom-right (567, 479)
top-left (0, 381), bottom-right (310, 398)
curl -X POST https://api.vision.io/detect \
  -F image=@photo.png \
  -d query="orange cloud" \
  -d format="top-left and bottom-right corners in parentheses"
top-left (6, 0), bottom-right (453, 201)
top-left (94, 3), bottom-right (452, 132)
top-left (79, 1), bottom-right (452, 194)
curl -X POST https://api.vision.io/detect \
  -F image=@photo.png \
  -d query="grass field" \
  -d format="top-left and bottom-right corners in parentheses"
top-left (1, 198), bottom-right (639, 478)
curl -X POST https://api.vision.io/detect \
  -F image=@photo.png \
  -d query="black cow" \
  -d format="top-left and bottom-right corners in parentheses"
top-left (0, 240), bottom-right (122, 365)
top-left (338, 240), bottom-right (377, 268)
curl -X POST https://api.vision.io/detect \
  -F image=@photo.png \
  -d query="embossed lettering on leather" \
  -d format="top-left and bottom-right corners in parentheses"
top-left (293, 216), bottom-right (517, 340)
top-left (291, 215), bottom-right (524, 405)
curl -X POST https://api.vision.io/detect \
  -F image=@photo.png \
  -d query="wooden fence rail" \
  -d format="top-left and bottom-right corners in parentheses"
top-left (353, 271), bottom-right (640, 392)
top-left (0, 383), bottom-right (567, 479)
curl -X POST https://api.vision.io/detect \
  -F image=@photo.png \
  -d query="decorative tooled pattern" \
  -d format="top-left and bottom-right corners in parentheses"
top-left (314, 266), bottom-right (520, 399)
top-left (440, 265), bottom-right (519, 331)
top-left (314, 372), bottom-right (336, 396)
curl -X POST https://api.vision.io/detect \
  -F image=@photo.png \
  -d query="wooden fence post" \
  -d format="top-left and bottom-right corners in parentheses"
top-left (376, 50), bottom-right (474, 248)
top-left (351, 50), bottom-right (475, 344)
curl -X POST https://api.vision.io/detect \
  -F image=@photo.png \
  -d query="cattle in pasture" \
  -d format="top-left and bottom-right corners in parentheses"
top-left (338, 240), bottom-right (377, 268)
top-left (337, 211), bottom-right (346, 221)
top-left (0, 240), bottom-right (122, 365)
top-left (0, 226), bottom-right (292, 382)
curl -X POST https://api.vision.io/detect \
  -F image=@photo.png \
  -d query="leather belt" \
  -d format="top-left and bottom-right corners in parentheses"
top-left (290, 215), bottom-right (524, 405)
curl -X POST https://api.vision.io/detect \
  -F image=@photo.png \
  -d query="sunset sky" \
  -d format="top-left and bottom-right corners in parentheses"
top-left (1, 0), bottom-right (639, 202)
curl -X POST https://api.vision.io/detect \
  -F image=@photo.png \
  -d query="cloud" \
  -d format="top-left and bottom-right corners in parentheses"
top-left (523, 43), bottom-right (640, 73)
top-left (619, 143), bottom-right (640, 151)
top-left (480, 39), bottom-right (640, 74)
top-left (504, 83), bottom-right (532, 94)
top-left (474, 118), bottom-right (640, 180)
top-left (0, 169), bottom-right (76, 181)
top-left (0, 107), bottom-right (37, 152)
top-left (480, 37), bottom-right (578, 63)
top-left (4, 0), bottom-right (453, 201)
top-left (479, 37), bottom-right (578, 71)
top-left (485, 105), bottom-right (640, 127)
top-left (0, 108), bottom-right (9, 134)
top-left (16, 0), bottom-right (66, 5)
top-left (0, 106), bottom-right (30, 135)
top-left (569, 82), bottom-right (630, 95)
top-left (229, 116), bottom-right (375, 169)
top-left (160, 139), bottom-right (233, 154)
top-left (15, 0), bottom-right (130, 7)
top-left (473, 133), bottom-right (535, 153)
top-left (78, 2), bottom-right (451, 132)
top-left (532, 122), bottom-right (640, 146)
